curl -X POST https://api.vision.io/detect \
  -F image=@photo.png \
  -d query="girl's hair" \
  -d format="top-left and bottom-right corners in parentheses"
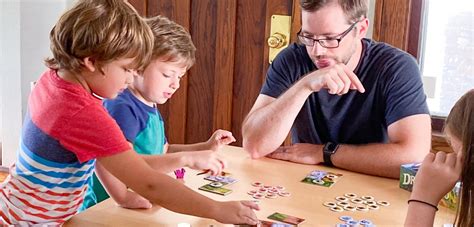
top-left (145, 15), bottom-right (196, 69)
top-left (445, 89), bottom-right (474, 226)
top-left (299, 0), bottom-right (368, 23)
top-left (45, 0), bottom-right (154, 74)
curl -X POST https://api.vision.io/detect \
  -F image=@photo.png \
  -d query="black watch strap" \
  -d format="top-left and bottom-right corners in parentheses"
top-left (323, 142), bottom-right (339, 167)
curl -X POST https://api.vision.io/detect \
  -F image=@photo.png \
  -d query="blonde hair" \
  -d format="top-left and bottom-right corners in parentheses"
top-left (45, 0), bottom-right (154, 74)
top-left (145, 15), bottom-right (196, 69)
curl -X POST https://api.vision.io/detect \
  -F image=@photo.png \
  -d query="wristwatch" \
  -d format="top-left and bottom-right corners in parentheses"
top-left (323, 142), bottom-right (339, 167)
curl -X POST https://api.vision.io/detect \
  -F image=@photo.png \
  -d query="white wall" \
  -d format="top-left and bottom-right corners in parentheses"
top-left (367, 0), bottom-right (376, 38)
top-left (1, 0), bottom-right (69, 166)
top-left (1, 0), bottom-right (23, 167)
top-left (0, 1), bottom-right (3, 148)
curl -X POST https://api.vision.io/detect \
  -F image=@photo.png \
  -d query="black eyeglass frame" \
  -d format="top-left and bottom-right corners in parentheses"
top-left (297, 21), bottom-right (360, 48)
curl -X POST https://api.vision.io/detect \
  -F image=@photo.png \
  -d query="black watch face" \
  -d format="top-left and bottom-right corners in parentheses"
top-left (326, 142), bottom-right (338, 153)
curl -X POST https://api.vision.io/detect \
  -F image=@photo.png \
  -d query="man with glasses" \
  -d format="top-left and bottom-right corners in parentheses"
top-left (242, 0), bottom-right (430, 178)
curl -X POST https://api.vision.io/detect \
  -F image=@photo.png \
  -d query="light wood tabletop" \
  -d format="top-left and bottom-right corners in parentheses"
top-left (65, 145), bottom-right (456, 226)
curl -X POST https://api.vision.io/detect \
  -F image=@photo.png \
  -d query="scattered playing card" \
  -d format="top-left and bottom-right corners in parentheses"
top-left (235, 220), bottom-right (292, 227)
top-left (301, 170), bottom-right (343, 187)
top-left (267, 212), bottom-right (305, 225)
top-left (204, 175), bottom-right (238, 184)
top-left (197, 170), bottom-right (231, 176)
top-left (198, 183), bottom-right (232, 196)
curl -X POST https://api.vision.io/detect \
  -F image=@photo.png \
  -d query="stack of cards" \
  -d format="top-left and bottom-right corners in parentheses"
top-left (198, 182), bottom-right (232, 196)
top-left (198, 173), bottom-right (237, 196)
top-left (204, 175), bottom-right (238, 184)
top-left (301, 170), bottom-right (343, 187)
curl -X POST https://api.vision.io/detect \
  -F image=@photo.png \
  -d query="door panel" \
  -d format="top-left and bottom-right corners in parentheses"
top-left (130, 0), bottom-right (298, 146)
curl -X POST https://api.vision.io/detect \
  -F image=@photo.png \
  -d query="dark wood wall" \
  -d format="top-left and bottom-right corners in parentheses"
top-left (129, 0), bottom-right (298, 146)
top-left (373, 0), bottom-right (423, 59)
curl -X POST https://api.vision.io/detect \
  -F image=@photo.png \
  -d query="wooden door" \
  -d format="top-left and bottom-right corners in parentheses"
top-left (129, 0), bottom-right (300, 146)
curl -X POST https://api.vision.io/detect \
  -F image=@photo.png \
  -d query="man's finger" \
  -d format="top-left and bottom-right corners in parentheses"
top-left (343, 66), bottom-right (365, 93)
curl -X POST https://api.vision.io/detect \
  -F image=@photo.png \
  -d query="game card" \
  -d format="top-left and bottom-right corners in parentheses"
top-left (301, 170), bottom-right (343, 187)
top-left (198, 183), bottom-right (232, 196)
top-left (236, 220), bottom-right (292, 227)
top-left (197, 170), bottom-right (231, 176)
top-left (267, 212), bottom-right (305, 225)
top-left (204, 175), bottom-right (238, 185)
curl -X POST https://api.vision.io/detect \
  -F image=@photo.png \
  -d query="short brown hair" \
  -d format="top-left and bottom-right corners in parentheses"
top-left (45, 0), bottom-right (154, 74)
top-left (300, 0), bottom-right (368, 23)
top-left (145, 15), bottom-right (196, 69)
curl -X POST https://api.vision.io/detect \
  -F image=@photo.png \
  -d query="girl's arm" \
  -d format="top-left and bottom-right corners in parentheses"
top-left (404, 151), bottom-right (463, 226)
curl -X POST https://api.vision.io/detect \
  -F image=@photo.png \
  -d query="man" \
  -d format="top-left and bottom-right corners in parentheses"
top-left (242, 0), bottom-right (431, 178)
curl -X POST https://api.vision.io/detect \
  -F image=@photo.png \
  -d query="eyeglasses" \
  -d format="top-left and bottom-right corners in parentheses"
top-left (297, 21), bottom-right (359, 48)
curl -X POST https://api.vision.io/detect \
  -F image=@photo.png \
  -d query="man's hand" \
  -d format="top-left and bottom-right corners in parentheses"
top-left (305, 63), bottom-right (365, 95)
top-left (266, 143), bottom-right (324, 164)
top-left (206, 129), bottom-right (236, 151)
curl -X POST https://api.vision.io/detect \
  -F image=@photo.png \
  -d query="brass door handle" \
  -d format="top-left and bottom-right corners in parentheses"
top-left (267, 15), bottom-right (291, 63)
top-left (267, 33), bottom-right (287, 49)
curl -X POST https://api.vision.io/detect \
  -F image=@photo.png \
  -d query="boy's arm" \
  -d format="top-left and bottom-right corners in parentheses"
top-left (140, 150), bottom-right (226, 175)
top-left (167, 130), bottom-right (236, 153)
top-left (94, 162), bottom-right (151, 209)
top-left (97, 150), bottom-right (259, 224)
top-left (167, 143), bottom-right (208, 153)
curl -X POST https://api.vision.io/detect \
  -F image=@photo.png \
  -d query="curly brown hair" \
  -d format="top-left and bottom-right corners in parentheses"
top-left (45, 0), bottom-right (154, 74)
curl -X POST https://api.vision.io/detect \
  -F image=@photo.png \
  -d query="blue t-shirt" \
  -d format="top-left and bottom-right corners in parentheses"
top-left (103, 89), bottom-right (167, 155)
top-left (82, 89), bottom-right (167, 210)
top-left (261, 39), bottom-right (429, 144)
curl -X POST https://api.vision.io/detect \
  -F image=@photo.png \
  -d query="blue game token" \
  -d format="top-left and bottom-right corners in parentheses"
top-left (339, 216), bottom-right (353, 222)
top-left (360, 219), bottom-right (373, 225)
top-left (346, 220), bottom-right (359, 225)
top-left (335, 224), bottom-right (350, 227)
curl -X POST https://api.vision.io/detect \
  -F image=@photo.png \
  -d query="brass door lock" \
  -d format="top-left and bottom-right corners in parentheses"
top-left (267, 33), bottom-right (287, 49)
top-left (267, 15), bottom-right (291, 63)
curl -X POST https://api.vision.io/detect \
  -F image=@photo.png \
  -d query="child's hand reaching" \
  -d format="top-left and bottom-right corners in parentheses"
top-left (186, 150), bottom-right (227, 176)
top-left (206, 129), bottom-right (236, 151)
top-left (410, 151), bottom-right (463, 205)
top-left (214, 200), bottom-right (260, 225)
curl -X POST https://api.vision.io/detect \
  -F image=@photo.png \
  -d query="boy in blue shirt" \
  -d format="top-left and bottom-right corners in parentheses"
top-left (84, 15), bottom-right (237, 209)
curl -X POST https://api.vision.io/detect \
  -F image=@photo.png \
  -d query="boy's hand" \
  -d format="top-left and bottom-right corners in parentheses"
top-left (206, 129), bottom-right (236, 151)
top-left (215, 201), bottom-right (260, 225)
top-left (410, 151), bottom-right (463, 205)
top-left (186, 150), bottom-right (227, 176)
top-left (118, 191), bottom-right (152, 209)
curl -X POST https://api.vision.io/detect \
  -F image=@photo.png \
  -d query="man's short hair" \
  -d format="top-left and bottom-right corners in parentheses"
top-left (45, 0), bottom-right (154, 74)
top-left (300, 0), bottom-right (368, 23)
top-left (146, 15), bottom-right (196, 69)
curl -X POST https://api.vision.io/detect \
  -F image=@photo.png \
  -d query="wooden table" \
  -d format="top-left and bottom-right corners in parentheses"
top-left (65, 146), bottom-right (455, 226)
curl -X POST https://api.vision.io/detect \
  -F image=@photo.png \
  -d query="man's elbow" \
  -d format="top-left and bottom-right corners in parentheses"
top-left (242, 140), bottom-right (265, 159)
